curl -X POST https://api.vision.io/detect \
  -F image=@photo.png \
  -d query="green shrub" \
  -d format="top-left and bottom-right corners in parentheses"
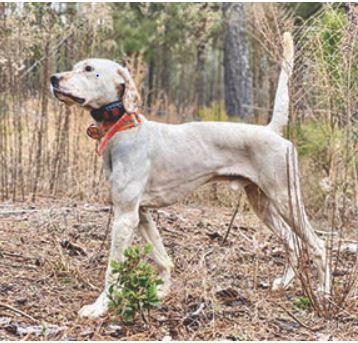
top-left (294, 296), bottom-right (311, 311)
top-left (295, 121), bottom-right (344, 175)
top-left (107, 244), bottom-right (163, 324)
top-left (320, 8), bottom-right (347, 80)
top-left (198, 101), bottom-right (228, 122)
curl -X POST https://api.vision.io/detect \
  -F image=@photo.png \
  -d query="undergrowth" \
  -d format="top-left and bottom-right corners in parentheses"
top-left (108, 244), bottom-right (163, 324)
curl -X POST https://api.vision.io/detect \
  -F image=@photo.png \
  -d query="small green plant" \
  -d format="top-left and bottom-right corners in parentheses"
top-left (198, 101), bottom-right (228, 122)
top-left (295, 121), bottom-right (344, 175)
top-left (107, 244), bottom-right (163, 324)
top-left (294, 296), bottom-right (311, 311)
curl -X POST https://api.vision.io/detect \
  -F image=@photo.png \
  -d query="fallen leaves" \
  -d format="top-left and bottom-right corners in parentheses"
top-left (0, 201), bottom-right (357, 340)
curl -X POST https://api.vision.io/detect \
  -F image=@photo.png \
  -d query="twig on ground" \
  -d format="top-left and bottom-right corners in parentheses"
top-left (0, 303), bottom-right (38, 323)
top-left (276, 303), bottom-right (314, 332)
top-left (0, 252), bottom-right (34, 260)
top-left (222, 196), bottom-right (241, 245)
top-left (0, 210), bottom-right (38, 216)
top-left (83, 206), bottom-right (111, 213)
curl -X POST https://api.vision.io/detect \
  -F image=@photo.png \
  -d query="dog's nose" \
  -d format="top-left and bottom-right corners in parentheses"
top-left (50, 75), bottom-right (60, 88)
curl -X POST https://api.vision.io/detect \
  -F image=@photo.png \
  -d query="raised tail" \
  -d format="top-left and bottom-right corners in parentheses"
top-left (267, 32), bottom-right (294, 135)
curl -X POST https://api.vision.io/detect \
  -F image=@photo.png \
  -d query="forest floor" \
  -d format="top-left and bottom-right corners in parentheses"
top-left (0, 199), bottom-right (357, 341)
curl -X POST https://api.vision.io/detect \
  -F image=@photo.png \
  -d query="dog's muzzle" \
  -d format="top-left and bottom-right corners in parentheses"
top-left (50, 75), bottom-right (86, 105)
top-left (50, 75), bottom-right (60, 89)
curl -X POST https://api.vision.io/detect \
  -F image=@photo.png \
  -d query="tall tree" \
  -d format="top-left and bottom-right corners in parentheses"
top-left (223, 3), bottom-right (252, 118)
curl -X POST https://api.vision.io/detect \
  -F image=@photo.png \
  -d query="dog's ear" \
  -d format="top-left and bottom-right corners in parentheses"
top-left (116, 66), bottom-right (141, 114)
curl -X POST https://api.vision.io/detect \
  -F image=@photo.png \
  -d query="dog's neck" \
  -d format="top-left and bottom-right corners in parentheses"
top-left (86, 100), bottom-right (142, 155)
top-left (90, 101), bottom-right (126, 123)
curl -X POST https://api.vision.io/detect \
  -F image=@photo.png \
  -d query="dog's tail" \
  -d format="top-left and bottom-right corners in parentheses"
top-left (267, 32), bottom-right (294, 135)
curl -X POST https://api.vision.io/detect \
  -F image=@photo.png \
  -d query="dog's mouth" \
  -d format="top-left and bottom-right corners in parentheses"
top-left (53, 88), bottom-right (86, 105)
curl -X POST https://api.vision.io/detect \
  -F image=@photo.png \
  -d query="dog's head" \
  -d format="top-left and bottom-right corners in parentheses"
top-left (50, 58), bottom-right (140, 113)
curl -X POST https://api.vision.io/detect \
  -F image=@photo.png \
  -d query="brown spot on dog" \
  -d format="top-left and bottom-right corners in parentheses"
top-left (117, 68), bottom-right (141, 114)
top-left (116, 84), bottom-right (124, 100)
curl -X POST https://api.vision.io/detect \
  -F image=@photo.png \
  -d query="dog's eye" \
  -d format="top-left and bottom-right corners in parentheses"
top-left (84, 65), bottom-right (93, 72)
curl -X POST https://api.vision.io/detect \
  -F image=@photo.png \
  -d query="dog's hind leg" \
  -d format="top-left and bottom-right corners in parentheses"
top-left (244, 182), bottom-right (298, 290)
top-left (276, 146), bottom-right (330, 293)
top-left (257, 145), bottom-right (331, 293)
top-left (278, 195), bottom-right (330, 293)
top-left (138, 208), bottom-right (174, 297)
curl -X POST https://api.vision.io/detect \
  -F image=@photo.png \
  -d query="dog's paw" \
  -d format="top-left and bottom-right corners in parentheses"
top-left (79, 293), bottom-right (108, 318)
top-left (317, 285), bottom-right (331, 297)
top-left (157, 282), bottom-right (171, 299)
top-left (79, 302), bottom-right (107, 318)
top-left (272, 277), bottom-right (285, 291)
top-left (272, 267), bottom-right (295, 291)
top-left (272, 275), bottom-right (293, 291)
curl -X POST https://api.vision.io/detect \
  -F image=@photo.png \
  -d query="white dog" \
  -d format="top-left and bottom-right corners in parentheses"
top-left (50, 33), bottom-right (330, 318)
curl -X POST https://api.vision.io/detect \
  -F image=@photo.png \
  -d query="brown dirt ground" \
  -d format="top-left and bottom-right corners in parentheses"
top-left (0, 199), bottom-right (357, 340)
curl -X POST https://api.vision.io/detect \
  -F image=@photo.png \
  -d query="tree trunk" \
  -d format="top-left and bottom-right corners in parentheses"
top-left (223, 2), bottom-right (252, 118)
top-left (147, 56), bottom-right (155, 112)
top-left (160, 22), bottom-right (171, 102)
top-left (195, 3), bottom-right (209, 112)
top-left (196, 42), bottom-right (206, 112)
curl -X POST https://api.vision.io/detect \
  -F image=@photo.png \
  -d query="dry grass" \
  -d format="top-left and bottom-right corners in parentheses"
top-left (0, 199), bottom-right (357, 340)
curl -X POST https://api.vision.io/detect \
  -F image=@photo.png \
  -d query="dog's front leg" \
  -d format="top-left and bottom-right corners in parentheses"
top-left (138, 208), bottom-right (174, 297)
top-left (79, 207), bottom-right (139, 318)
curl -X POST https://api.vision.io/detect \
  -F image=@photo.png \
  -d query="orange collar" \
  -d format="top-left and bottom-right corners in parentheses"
top-left (87, 113), bottom-right (142, 156)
